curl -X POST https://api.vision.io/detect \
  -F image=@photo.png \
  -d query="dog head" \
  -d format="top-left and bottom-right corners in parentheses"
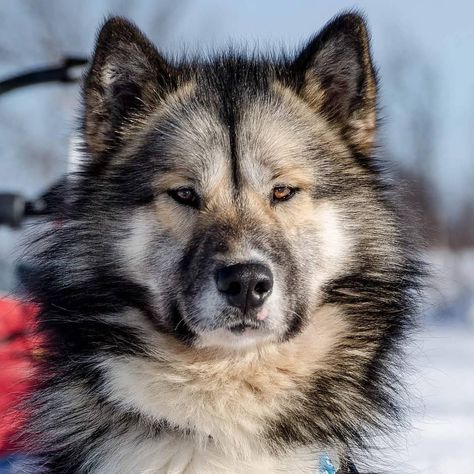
top-left (70, 15), bottom-right (391, 351)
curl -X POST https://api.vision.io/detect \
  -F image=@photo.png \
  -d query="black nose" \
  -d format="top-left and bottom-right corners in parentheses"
top-left (215, 263), bottom-right (273, 313)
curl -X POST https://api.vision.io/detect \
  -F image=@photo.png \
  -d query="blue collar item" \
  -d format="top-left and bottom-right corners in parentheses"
top-left (319, 453), bottom-right (337, 474)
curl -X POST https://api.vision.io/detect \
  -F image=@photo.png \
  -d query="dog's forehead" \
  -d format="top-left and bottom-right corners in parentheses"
top-left (150, 83), bottom-right (318, 187)
top-left (237, 90), bottom-right (318, 185)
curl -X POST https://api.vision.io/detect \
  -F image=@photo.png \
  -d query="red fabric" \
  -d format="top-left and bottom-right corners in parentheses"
top-left (0, 297), bottom-right (39, 455)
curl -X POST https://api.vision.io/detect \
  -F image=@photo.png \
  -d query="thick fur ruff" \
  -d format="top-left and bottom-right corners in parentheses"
top-left (20, 12), bottom-right (422, 474)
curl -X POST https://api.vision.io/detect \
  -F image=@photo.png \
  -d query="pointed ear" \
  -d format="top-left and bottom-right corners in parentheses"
top-left (83, 17), bottom-right (176, 156)
top-left (293, 13), bottom-right (378, 155)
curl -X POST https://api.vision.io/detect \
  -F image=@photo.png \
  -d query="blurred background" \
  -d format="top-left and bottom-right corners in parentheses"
top-left (0, 1), bottom-right (473, 472)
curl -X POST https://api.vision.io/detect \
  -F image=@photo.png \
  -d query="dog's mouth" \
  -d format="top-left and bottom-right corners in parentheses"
top-left (174, 301), bottom-right (268, 337)
top-left (189, 307), bottom-right (276, 350)
top-left (227, 319), bottom-right (264, 334)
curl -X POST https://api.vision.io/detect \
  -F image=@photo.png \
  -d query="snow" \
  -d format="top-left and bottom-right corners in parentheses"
top-left (387, 249), bottom-right (474, 473)
top-left (396, 324), bottom-right (474, 473)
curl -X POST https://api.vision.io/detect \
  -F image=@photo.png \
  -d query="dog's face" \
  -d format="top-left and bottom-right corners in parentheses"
top-left (77, 16), bottom-right (380, 350)
top-left (116, 88), bottom-right (354, 350)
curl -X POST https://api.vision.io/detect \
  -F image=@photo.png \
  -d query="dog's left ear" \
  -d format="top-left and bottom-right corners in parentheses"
top-left (83, 17), bottom-right (176, 157)
top-left (293, 13), bottom-right (377, 155)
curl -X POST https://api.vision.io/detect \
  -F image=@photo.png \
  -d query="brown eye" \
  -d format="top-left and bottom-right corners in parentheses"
top-left (272, 185), bottom-right (296, 203)
top-left (168, 188), bottom-right (199, 208)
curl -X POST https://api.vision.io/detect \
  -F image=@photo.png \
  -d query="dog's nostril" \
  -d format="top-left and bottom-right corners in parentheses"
top-left (215, 263), bottom-right (273, 313)
top-left (254, 280), bottom-right (270, 295)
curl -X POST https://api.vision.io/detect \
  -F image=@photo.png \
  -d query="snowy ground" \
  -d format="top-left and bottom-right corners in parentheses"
top-left (394, 323), bottom-right (474, 473)
top-left (384, 249), bottom-right (474, 473)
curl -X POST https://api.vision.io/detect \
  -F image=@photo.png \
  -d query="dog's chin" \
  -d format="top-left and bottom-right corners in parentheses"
top-left (195, 326), bottom-right (277, 351)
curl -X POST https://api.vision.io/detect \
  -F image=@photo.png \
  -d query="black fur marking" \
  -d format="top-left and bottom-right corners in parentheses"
top-left (168, 302), bottom-right (197, 344)
top-left (282, 300), bottom-right (307, 340)
top-left (222, 81), bottom-right (240, 190)
top-left (209, 60), bottom-right (245, 189)
top-left (40, 312), bottom-right (147, 357)
top-left (339, 459), bottom-right (360, 473)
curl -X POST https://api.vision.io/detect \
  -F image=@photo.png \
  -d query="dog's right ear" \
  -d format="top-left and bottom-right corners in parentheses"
top-left (83, 17), bottom-right (176, 156)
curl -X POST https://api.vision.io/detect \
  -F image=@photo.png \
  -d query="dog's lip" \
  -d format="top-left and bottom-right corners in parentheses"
top-left (227, 320), bottom-right (263, 334)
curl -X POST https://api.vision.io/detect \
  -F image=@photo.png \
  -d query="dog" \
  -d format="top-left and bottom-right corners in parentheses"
top-left (21, 12), bottom-right (422, 473)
